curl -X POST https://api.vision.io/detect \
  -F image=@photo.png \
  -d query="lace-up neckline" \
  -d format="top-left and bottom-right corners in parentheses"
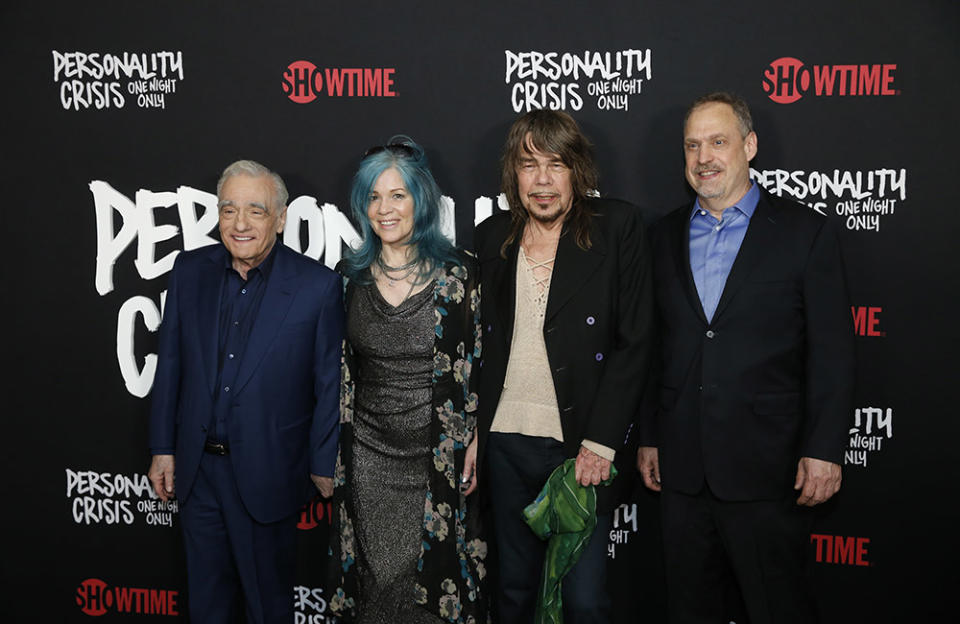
top-left (520, 246), bottom-right (554, 317)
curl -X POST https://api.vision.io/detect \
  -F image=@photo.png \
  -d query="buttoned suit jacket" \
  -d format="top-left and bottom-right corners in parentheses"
top-left (475, 198), bottom-right (654, 511)
top-left (148, 242), bottom-right (343, 523)
top-left (641, 189), bottom-right (855, 501)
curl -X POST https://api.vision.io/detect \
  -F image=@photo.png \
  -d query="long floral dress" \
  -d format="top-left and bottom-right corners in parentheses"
top-left (330, 252), bottom-right (488, 623)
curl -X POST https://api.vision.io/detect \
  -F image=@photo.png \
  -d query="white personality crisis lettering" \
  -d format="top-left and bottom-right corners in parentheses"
top-left (92, 181), bottom-right (500, 397)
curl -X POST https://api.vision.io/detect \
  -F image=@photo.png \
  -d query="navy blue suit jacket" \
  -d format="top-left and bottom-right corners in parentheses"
top-left (149, 242), bottom-right (343, 523)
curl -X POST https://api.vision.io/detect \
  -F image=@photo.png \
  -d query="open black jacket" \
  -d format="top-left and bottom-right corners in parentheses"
top-left (474, 198), bottom-right (654, 512)
top-left (640, 189), bottom-right (855, 501)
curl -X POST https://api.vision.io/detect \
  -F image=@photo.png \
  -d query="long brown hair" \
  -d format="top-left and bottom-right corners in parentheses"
top-left (499, 110), bottom-right (599, 257)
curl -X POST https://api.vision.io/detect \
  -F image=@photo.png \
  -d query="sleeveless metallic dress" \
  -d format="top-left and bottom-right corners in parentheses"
top-left (346, 280), bottom-right (442, 624)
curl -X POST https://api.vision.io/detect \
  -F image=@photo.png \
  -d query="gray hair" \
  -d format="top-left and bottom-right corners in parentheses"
top-left (683, 91), bottom-right (754, 138)
top-left (216, 160), bottom-right (289, 210)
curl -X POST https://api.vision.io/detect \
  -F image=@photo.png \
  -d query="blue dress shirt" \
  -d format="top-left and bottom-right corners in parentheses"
top-left (689, 182), bottom-right (760, 322)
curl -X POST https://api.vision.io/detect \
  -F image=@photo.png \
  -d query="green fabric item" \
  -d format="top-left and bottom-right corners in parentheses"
top-left (522, 458), bottom-right (617, 624)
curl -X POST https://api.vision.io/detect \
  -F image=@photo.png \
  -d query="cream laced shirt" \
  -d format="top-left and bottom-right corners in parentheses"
top-left (491, 247), bottom-right (615, 462)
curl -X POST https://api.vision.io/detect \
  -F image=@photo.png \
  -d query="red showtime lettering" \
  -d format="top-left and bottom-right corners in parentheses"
top-left (323, 68), bottom-right (396, 97)
top-left (810, 534), bottom-right (870, 566)
top-left (76, 578), bottom-right (112, 616)
top-left (76, 578), bottom-right (179, 616)
top-left (115, 586), bottom-right (179, 615)
top-left (298, 498), bottom-right (333, 530)
top-left (763, 57), bottom-right (898, 103)
top-left (851, 306), bottom-right (884, 337)
top-left (282, 63), bottom-right (396, 103)
top-left (813, 64), bottom-right (897, 96)
top-left (762, 57), bottom-right (808, 104)
top-left (282, 60), bottom-right (322, 103)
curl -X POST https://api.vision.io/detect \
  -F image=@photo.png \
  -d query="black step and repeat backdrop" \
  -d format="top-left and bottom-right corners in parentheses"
top-left (2, 1), bottom-right (958, 621)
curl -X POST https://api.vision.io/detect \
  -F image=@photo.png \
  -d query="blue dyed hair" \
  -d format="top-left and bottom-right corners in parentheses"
top-left (341, 135), bottom-right (458, 283)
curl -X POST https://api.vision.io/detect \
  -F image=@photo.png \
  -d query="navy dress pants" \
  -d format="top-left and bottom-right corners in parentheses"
top-left (179, 452), bottom-right (298, 624)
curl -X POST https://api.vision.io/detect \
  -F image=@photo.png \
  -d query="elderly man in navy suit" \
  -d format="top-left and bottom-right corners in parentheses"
top-left (638, 92), bottom-right (855, 624)
top-left (148, 160), bottom-right (343, 623)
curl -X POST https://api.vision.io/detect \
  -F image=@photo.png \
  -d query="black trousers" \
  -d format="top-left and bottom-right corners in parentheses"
top-left (486, 432), bottom-right (612, 624)
top-left (661, 485), bottom-right (817, 624)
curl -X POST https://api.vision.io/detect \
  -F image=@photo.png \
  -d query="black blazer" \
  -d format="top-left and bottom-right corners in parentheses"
top-left (642, 189), bottom-right (855, 501)
top-left (475, 198), bottom-right (654, 511)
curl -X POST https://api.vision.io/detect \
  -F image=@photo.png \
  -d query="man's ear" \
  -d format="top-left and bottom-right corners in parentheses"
top-left (744, 131), bottom-right (758, 162)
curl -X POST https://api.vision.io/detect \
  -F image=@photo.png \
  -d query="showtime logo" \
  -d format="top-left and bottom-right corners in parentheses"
top-left (810, 535), bottom-right (871, 566)
top-left (762, 57), bottom-right (898, 104)
top-left (851, 306), bottom-right (885, 337)
top-left (298, 497), bottom-right (333, 530)
top-left (282, 60), bottom-right (397, 103)
top-left (75, 578), bottom-right (179, 617)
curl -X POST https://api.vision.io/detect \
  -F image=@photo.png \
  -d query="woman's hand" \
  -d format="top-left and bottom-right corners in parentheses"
top-left (462, 436), bottom-right (479, 496)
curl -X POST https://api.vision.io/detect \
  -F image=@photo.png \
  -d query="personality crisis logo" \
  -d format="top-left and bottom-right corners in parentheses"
top-left (762, 57), bottom-right (899, 104)
top-left (52, 51), bottom-right (184, 110)
top-left (89, 180), bottom-right (507, 398)
top-left (845, 406), bottom-right (893, 468)
top-left (753, 167), bottom-right (906, 232)
top-left (504, 49), bottom-right (652, 112)
top-left (66, 468), bottom-right (179, 527)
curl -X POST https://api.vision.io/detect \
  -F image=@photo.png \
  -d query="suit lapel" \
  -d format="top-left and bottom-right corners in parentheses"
top-left (232, 245), bottom-right (298, 395)
top-left (544, 220), bottom-right (605, 324)
top-left (712, 195), bottom-right (777, 321)
top-left (674, 208), bottom-right (709, 325)
top-left (492, 239), bottom-right (519, 351)
top-left (197, 248), bottom-right (226, 396)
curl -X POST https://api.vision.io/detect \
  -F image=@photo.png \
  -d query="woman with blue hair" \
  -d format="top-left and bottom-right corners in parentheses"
top-left (329, 137), bottom-right (488, 623)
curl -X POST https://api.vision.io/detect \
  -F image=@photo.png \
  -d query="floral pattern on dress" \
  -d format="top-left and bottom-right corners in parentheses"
top-left (330, 252), bottom-right (489, 623)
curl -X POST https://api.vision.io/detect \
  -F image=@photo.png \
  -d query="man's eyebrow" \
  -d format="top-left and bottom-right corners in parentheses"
top-left (217, 199), bottom-right (270, 212)
top-left (685, 133), bottom-right (727, 142)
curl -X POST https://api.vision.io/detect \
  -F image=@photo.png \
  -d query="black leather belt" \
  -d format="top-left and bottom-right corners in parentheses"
top-left (204, 440), bottom-right (229, 455)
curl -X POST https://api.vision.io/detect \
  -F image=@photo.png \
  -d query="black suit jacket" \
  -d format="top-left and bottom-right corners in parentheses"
top-left (475, 198), bottom-right (654, 511)
top-left (642, 189), bottom-right (855, 501)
